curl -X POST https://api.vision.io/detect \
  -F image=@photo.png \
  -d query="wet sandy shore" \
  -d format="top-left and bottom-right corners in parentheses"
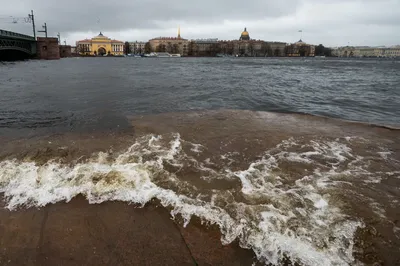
top-left (1, 110), bottom-right (399, 165)
top-left (0, 110), bottom-right (399, 265)
top-left (0, 196), bottom-right (259, 266)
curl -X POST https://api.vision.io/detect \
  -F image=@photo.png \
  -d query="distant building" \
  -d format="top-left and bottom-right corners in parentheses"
top-left (286, 39), bottom-right (315, 57)
top-left (218, 28), bottom-right (286, 57)
top-left (233, 40), bottom-right (264, 56)
top-left (149, 27), bottom-right (189, 56)
top-left (76, 32), bottom-right (124, 56)
top-left (59, 45), bottom-right (72, 58)
top-left (333, 46), bottom-right (400, 58)
top-left (265, 42), bottom-right (287, 57)
top-left (382, 47), bottom-right (400, 57)
top-left (332, 46), bottom-right (356, 57)
top-left (189, 39), bottom-right (219, 56)
top-left (36, 37), bottom-right (60, 60)
top-left (128, 41), bottom-right (146, 54)
top-left (239, 28), bottom-right (250, 41)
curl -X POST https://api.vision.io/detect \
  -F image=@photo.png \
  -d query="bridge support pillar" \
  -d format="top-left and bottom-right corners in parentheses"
top-left (36, 37), bottom-right (60, 60)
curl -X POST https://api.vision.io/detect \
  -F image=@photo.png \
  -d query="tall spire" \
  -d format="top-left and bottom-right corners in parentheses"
top-left (178, 26), bottom-right (181, 38)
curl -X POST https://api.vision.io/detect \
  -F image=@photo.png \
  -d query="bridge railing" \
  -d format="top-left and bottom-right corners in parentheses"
top-left (0, 29), bottom-right (35, 41)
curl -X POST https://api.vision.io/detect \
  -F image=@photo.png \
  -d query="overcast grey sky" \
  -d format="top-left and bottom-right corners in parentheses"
top-left (1, 0), bottom-right (399, 47)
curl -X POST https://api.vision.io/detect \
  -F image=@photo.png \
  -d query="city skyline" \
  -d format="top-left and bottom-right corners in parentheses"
top-left (1, 0), bottom-right (400, 47)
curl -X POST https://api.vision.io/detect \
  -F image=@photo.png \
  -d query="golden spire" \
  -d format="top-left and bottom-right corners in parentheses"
top-left (178, 26), bottom-right (181, 38)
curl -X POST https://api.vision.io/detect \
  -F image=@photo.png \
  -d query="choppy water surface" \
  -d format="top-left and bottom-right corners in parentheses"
top-left (0, 57), bottom-right (399, 136)
top-left (0, 58), bottom-right (400, 265)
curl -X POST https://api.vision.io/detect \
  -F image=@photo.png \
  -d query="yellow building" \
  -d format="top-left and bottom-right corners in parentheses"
top-left (76, 32), bottom-right (124, 56)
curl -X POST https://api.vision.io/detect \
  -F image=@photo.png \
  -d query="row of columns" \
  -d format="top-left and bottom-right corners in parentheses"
top-left (112, 44), bottom-right (123, 52)
top-left (80, 43), bottom-right (123, 53)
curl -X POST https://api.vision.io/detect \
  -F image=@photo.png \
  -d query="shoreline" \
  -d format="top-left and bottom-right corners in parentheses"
top-left (0, 196), bottom-right (260, 266)
top-left (0, 109), bottom-right (399, 265)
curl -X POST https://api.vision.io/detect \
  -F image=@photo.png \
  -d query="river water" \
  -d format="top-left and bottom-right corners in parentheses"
top-left (0, 57), bottom-right (400, 265)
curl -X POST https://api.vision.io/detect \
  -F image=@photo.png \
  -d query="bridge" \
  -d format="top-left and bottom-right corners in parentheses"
top-left (0, 29), bottom-right (36, 60)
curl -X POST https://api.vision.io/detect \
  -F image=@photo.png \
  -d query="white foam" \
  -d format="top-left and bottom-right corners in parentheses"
top-left (0, 135), bottom-right (374, 266)
top-left (228, 138), bottom-right (368, 265)
top-left (378, 151), bottom-right (392, 160)
top-left (369, 202), bottom-right (387, 219)
top-left (190, 143), bottom-right (203, 153)
top-left (314, 198), bottom-right (328, 209)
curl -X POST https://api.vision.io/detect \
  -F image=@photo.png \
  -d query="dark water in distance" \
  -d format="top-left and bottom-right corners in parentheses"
top-left (0, 57), bottom-right (399, 136)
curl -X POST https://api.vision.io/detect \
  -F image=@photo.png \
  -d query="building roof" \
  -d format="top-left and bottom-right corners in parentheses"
top-left (295, 39), bottom-right (306, 45)
top-left (150, 37), bottom-right (187, 41)
top-left (192, 38), bottom-right (218, 43)
top-left (77, 32), bottom-right (123, 43)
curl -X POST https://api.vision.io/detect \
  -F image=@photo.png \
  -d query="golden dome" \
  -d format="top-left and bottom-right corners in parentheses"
top-left (239, 27), bottom-right (250, 41)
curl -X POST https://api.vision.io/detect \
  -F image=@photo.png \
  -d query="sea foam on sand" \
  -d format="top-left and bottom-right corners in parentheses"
top-left (1, 133), bottom-right (389, 265)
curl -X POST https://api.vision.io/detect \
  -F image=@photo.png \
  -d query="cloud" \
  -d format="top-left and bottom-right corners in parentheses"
top-left (1, 0), bottom-right (399, 46)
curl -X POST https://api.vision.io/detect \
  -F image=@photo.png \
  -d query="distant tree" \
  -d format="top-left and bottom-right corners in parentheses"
top-left (314, 44), bottom-right (333, 56)
top-left (274, 48), bottom-right (280, 57)
top-left (76, 44), bottom-right (88, 55)
top-left (324, 47), bottom-right (332, 57)
top-left (144, 42), bottom-right (152, 53)
top-left (124, 42), bottom-right (131, 55)
top-left (315, 44), bottom-right (325, 56)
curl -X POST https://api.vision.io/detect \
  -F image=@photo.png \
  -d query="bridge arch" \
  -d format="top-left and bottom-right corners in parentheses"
top-left (0, 46), bottom-right (32, 55)
top-left (0, 29), bottom-right (36, 61)
top-left (0, 47), bottom-right (33, 61)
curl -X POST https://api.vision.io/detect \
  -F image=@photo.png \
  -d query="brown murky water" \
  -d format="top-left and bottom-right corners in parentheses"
top-left (1, 110), bottom-right (399, 265)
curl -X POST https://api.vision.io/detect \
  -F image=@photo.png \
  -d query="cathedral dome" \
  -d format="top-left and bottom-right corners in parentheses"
top-left (239, 27), bottom-right (250, 40)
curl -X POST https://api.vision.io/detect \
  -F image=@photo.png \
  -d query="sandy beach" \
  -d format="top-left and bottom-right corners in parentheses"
top-left (0, 110), bottom-right (399, 265)
top-left (0, 196), bottom-right (259, 265)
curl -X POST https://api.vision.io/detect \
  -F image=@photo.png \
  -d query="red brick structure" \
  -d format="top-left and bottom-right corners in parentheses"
top-left (59, 45), bottom-right (72, 58)
top-left (36, 37), bottom-right (60, 60)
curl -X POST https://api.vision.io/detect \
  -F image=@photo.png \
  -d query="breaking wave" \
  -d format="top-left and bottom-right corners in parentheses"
top-left (0, 133), bottom-right (399, 265)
